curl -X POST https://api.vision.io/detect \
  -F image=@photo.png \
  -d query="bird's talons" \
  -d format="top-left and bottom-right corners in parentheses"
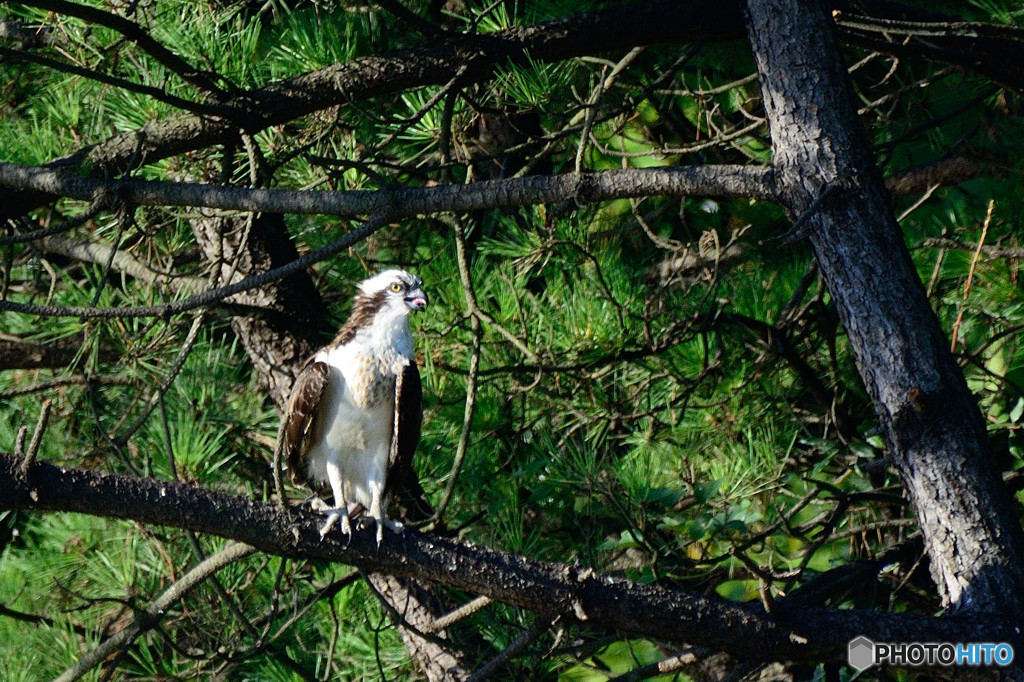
top-left (358, 517), bottom-right (404, 549)
top-left (313, 500), bottom-right (359, 544)
top-left (317, 510), bottom-right (351, 541)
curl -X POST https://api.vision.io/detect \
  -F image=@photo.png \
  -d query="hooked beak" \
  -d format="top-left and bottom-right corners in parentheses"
top-left (406, 288), bottom-right (428, 311)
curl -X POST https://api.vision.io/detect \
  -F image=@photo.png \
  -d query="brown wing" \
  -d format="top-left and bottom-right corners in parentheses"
top-left (275, 356), bottom-right (331, 489)
top-left (385, 361), bottom-right (422, 499)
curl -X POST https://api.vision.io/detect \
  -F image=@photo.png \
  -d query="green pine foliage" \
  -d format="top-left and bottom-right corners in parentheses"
top-left (2, 0), bottom-right (1023, 678)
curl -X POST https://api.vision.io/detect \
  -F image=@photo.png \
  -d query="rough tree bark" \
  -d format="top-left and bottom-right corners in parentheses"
top-left (188, 211), bottom-right (325, 412)
top-left (745, 0), bottom-right (1024, 616)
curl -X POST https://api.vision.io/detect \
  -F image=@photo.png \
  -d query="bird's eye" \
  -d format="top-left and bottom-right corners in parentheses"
top-left (389, 282), bottom-right (403, 293)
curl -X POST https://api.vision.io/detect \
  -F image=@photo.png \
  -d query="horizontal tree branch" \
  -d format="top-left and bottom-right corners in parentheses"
top-left (0, 452), bottom-right (1019, 668)
top-left (0, 167), bottom-right (769, 320)
top-left (884, 157), bottom-right (989, 199)
top-left (918, 237), bottom-right (1024, 261)
top-left (835, 8), bottom-right (1024, 93)
top-left (0, 153), bottom-right (989, 323)
top-left (0, 162), bottom-right (775, 216)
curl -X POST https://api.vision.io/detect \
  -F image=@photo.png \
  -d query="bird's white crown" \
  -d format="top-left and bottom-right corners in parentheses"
top-left (358, 269), bottom-right (421, 296)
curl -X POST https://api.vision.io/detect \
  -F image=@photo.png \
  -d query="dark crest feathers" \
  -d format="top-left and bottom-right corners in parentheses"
top-left (330, 290), bottom-right (388, 347)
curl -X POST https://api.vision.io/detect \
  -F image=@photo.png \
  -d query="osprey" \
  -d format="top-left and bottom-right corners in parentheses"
top-left (276, 269), bottom-right (428, 545)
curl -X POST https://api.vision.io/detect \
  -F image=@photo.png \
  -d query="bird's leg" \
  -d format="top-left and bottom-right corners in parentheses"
top-left (321, 460), bottom-right (354, 541)
top-left (365, 480), bottom-right (404, 549)
top-left (369, 479), bottom-right (384, 548)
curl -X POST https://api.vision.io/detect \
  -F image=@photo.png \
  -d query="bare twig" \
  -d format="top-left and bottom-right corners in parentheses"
top-left (37, 235), bottom-right (205, 294)
top-left (12, 426), bottom-right (27, 460)
top-left (424, 595), bottom-right (493, 633)
top-left (950, 199), bottom-right (994, 352)
top-left (430, 218), bottom-right (482, 525)
top-left (19, 398), bottom-right (52, 476)
top-left (606, 647), bottom-right (709, 682)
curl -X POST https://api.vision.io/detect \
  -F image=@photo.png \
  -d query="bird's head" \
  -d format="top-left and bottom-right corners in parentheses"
top-left (358, 269), bottom-right (428, 315)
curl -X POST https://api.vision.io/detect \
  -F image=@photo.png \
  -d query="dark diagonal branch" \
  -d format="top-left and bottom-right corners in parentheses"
top-left (0, 452), bottom-right (1019, 670)
top-left (0, 45), bottom-right (231, 117)
top-left (0, 215), bottom-right (386, 319)
top-left (18, 0), bottom-right (228, 98)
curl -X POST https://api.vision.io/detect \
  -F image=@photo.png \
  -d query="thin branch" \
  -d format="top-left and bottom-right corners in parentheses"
top-left (424, 596), bottom-right (492, 634)
top-left (465, 616), bottom-right (552, 682)
top-left (0, 374), bottom-right (131, 400)
top-left (0, 197), bottom-right (103, 246)
top-left (574, 48), bottom-right (647, 172)
top-left (21, 0), bottom-right (228, 98)
top-left (950, 199), bottom-right (994, 352)
top-left (37, 235), bottom-right (205, 293)
top-left (0, 45), bottom-right (231, 117)
top-left (19, 398), bottom-right (51, 476)
top-left (606, 647), bottom-right (709, 682)
top-left (430, 219), bottom-right (482, 525)
top-left (918, 237), bottom-right (1024, 261)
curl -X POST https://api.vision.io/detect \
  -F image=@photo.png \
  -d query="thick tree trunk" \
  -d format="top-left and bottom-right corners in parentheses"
top-left (189, 211), bottom-right (325, 411)
top-left (745, 0), bottom-right (1024, 616)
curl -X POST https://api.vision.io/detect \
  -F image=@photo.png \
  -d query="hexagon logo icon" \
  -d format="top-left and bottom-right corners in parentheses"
top-left (848, 636), bottom-right (876, 671)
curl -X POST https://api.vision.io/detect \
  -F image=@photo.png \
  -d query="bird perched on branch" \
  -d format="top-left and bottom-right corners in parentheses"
top-left (275, 269), bottom-right (428, 546)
